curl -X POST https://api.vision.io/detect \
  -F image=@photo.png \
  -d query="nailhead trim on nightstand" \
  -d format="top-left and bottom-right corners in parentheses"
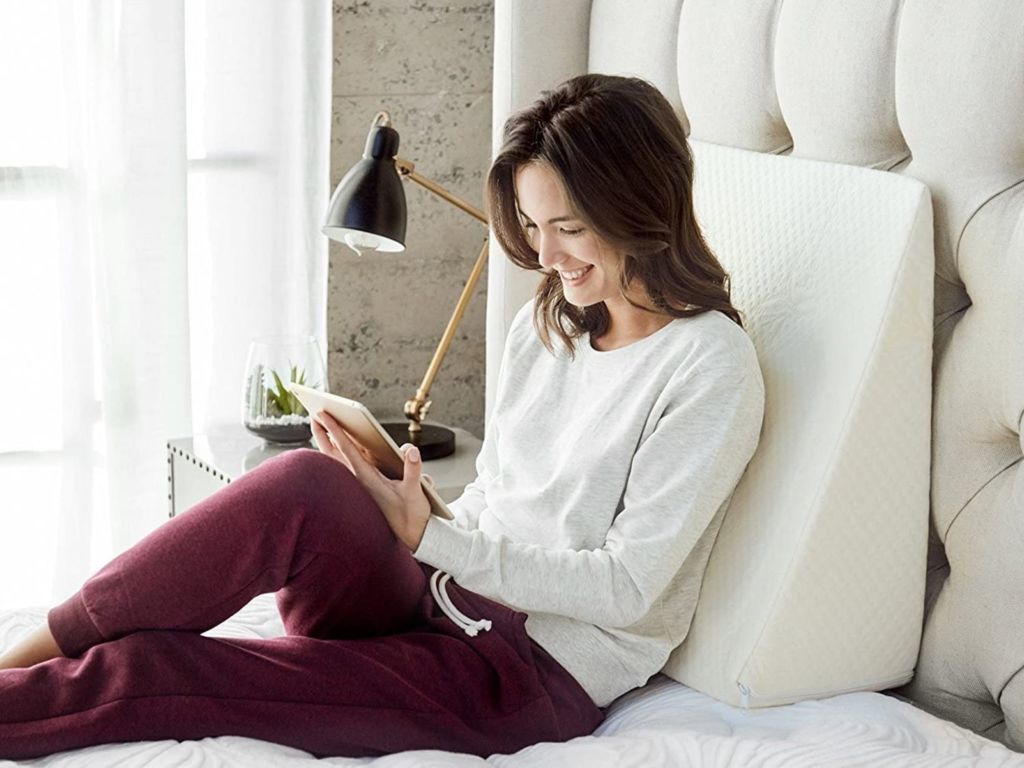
top-left (167, 443), bottom-right (231, 483)
top-left (167, 441), bottom-right (234, 518)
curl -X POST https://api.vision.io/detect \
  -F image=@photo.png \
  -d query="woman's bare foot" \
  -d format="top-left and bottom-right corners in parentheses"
top-left (0, 623), bottom-right (64, 670)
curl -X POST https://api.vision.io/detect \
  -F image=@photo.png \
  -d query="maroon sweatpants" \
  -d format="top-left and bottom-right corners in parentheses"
top-left (0, 448), bottom-right (604, 760)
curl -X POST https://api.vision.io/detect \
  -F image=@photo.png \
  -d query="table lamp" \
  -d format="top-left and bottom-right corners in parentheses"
top-left (322, 111), bottom-right (489, 460)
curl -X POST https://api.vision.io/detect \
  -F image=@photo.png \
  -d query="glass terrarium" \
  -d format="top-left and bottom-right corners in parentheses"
top-left (242, 335), bottom-right (327, 444)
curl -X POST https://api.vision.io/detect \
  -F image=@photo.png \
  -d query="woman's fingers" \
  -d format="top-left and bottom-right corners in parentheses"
top-left (311, 418), bottom-right (354, 473)
top-left (316, 411), bottom-right (386, 489)
top-left (310, 417), bottom-right (334, 454)
top-left (399, 443), bottom-right (422, 496)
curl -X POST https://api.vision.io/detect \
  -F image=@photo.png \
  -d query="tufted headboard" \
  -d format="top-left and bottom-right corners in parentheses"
top-left (486, 0), bottom-right (1023, 750)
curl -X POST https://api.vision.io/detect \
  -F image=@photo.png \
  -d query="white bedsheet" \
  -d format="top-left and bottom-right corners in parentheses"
top-left (2, 595), bottom-right (1021, 767)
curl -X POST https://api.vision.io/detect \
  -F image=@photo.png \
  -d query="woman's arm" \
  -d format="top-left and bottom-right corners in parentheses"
top-left (444, 301), bottom-right (529, 532)
top-left (413, 362), bottom-right (765, 628)
top-left (443, 419), bottom-right (499, 532)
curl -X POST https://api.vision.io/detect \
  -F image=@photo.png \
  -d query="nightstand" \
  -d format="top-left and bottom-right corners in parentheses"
top-left (167, 424), bottom-right (483, 518)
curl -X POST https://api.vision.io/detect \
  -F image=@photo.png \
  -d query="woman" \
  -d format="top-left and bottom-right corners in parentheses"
top-left (0, 74), bottom-right (764, 759)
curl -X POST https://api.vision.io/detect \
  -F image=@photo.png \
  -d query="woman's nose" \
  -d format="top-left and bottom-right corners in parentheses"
top-left (535, 232), bottom-right (562, 269)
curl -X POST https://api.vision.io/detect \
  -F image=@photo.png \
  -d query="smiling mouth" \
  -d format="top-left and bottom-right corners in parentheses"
top-left (560, 265), bottom-right (594, 282)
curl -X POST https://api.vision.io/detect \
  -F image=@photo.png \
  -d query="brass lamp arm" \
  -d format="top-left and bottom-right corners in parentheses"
top-left (403, 236), bottom-right (490, 431)
top-left (388, 156), bottom-right (491, 433)
top-left (395, 157), bottom-right (489, 226)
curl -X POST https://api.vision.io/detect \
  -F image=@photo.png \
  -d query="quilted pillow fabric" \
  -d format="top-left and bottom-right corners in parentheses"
top-left (662, 141), bottom-right (934, 707)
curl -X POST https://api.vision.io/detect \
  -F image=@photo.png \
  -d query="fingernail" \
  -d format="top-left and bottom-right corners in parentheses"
top-left (408, 446), bottom-right (420, 462)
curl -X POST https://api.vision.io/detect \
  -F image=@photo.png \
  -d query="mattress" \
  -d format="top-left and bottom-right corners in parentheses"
top-left (1, 595), bottom-right (1021, 767)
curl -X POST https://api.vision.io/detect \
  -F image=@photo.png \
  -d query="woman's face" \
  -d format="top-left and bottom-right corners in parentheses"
top-left (514, 162), bottom-right (625, 309)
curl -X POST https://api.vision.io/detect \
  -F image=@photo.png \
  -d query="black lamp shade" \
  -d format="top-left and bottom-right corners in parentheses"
top-left (322, 124), bottom-right (407, 252)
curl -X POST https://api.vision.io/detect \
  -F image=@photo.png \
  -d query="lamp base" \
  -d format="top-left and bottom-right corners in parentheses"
top-left (381, 422), bottom-right (456, 461)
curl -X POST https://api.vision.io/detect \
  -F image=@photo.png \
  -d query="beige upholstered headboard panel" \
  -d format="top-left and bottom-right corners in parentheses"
top-left (489, 0), bottom-right (1024, 750)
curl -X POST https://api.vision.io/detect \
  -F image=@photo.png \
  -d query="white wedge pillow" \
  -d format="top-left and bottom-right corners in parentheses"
top-left (661, 141), bottom-right (934, 707)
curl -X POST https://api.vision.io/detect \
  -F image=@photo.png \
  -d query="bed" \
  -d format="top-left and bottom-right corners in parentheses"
top-left (1, 594), bottom-right (1020, 767)
top-left (3, 0), bottom-right (1022, 764)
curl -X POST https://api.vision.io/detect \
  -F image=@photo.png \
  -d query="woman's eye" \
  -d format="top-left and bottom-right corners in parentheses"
top-left (520, 222), bottom-right (583, 237)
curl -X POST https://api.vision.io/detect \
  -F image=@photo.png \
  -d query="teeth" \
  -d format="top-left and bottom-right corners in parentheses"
top-left (562, 265), bottom-right (592, 280)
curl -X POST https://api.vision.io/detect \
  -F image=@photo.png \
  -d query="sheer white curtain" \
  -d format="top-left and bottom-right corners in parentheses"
top-left (0, 0), bottom-right (331, 609)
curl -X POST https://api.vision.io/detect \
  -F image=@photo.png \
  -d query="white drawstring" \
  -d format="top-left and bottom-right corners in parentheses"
top-left (429, 570), bottom-right (492, 637)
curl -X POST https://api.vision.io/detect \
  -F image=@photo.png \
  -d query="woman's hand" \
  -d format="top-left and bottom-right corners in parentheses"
top-left (311, 410), bottom-right (431, 551)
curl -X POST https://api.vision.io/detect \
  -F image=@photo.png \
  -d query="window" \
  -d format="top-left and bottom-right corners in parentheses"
top-left (0, 0), bottom-right (329, 608)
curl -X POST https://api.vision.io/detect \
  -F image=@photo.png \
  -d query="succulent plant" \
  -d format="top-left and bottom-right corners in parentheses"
top-left (263, 364), bottom-right (318, 418)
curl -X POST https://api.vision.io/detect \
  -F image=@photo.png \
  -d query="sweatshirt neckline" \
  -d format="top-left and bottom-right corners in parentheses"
top-left (581, 316), bottom-right (682, 359)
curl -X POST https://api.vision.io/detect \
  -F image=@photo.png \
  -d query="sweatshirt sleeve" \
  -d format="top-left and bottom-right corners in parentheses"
top-left (441, 418), bottom-right (498, 532)
top-left (412, 359), bottom-right (765, 628)
top-left (441, 299), bottom-right (529, 532)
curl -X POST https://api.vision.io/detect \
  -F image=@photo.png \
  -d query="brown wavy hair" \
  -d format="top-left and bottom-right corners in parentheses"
top-left (486, 73), bottom-right (743, 356)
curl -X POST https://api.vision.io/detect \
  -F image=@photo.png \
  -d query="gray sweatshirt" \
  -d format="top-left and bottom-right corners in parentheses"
top-left (413, 300), bottom-right (765, 707)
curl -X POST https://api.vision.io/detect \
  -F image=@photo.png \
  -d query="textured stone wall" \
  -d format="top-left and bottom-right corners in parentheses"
top-left (327, 0), bottom-right (494, 439)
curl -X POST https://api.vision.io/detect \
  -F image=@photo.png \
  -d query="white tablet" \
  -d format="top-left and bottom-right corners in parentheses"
top-left (287, 383), bottom-right (454, 520)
